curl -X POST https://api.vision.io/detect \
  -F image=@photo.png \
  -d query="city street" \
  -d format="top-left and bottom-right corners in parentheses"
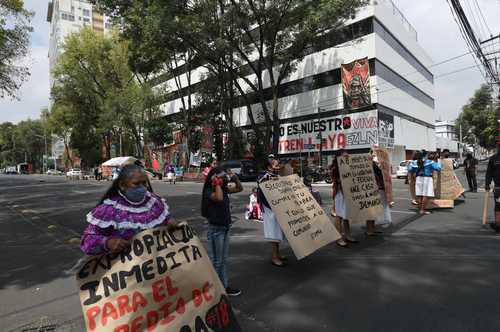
top-left (1, 166), bottom-right (499, 332)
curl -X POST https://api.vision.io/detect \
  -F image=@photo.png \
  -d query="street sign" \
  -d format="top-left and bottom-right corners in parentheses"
top-left (304, 144), bottom-right (315, 149)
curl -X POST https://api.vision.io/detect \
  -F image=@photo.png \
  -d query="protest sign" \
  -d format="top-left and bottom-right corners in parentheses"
top-left (426, 199), bottom-right (454, 209)
top-left (338, 153), bottom-right (384, 222)
top-left (76, 225), bottom-right (241, 332)
top-left (482, 190), bottom-right (491, 225)
top-left (260, 174), bottom-right (341, 260)
top-left (373, 147), bottom-right (393, 203)
top-left (438, 159), bottom-right (465, 200)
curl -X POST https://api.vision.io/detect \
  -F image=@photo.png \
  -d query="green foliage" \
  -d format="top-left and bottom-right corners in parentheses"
top-left (0, 118), bottom-right (46, 171)
top-left (93, 0), bottom-right (367, 158)
top-left (50, 28), bottom-right (157, 166)
top-left (0, 0), bottom-right (33, 98)
top-left (455, 84), bottom-right (498, 149)
top-left (145, 116), bottom-right (173, 147)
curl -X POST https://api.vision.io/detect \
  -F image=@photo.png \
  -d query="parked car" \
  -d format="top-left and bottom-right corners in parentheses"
top-left (66, 168), bottom-right (82, 179)
top-left (47, 169), bottom-right (62, 175)
top-left (221, 159), bottom-right (257, 181)
top-left (305, 166), bottom-right (333, 183)
top-left (396, 160), bottom-right (410, 179)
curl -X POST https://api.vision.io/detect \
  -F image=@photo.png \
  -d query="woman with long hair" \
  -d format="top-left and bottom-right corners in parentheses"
top-left (80, 164), bottom-right (177, 255)
top-left (331, 149), bottom-right (358, 247)
top-left (258, 158), bottom-right (287, 266)
top-left (201, 166), bottom-right (243, 296)
top-left (408, 150), bottom-right (442, 215)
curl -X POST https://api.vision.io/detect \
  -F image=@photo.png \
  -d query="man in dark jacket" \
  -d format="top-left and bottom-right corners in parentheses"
top-left (463, 153), bottom-right (478, 192)
top-left (485, 145), bottom-right (500, 232)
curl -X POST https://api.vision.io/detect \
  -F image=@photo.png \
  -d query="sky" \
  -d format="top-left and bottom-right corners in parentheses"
top-left (0, 0), bottom-right (499, 124)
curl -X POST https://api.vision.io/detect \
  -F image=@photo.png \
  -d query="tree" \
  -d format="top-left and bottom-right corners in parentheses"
top-left (51, 28), bottom-right (156, 166)
top-left (93, 0), bottom-right (367, 156)
top-left (0, 0), bottom-right (33, 98)
top-left (455, 84), bottom-right (498, 149)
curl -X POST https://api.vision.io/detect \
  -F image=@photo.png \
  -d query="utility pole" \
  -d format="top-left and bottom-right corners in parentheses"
top-left (459, 123), bottom-right (463, 162)
top-left (317, 107), bottom-right (324, 167)
top-left (299, 130), bottom-right (303, 177)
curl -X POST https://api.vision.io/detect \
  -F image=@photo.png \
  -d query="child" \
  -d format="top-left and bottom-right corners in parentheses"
top-left (245, 187), bottom-right (262, 221)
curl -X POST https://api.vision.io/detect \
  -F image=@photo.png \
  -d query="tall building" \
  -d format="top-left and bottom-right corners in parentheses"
top-left (46, 0), bottom-right (112, 93)
top-left (157, 0), bottom-right (436, 167)
top-left (435, 120), bottom-right (457, 140)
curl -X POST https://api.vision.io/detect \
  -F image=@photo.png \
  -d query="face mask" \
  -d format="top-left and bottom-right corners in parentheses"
top-left (122, 185), bottom-right (147, 203)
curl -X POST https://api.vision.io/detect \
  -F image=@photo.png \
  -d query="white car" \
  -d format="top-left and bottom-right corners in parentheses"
top-left (396, 161), bottom-right (410, 179)
top-left (47, 169), bottom-right (62, 175)
top-left (66, 168), bottom-right (82, 179)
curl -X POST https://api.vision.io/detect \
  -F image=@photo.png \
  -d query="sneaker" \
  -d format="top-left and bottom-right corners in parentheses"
top-left (226, 287), bottom-right (242, 297)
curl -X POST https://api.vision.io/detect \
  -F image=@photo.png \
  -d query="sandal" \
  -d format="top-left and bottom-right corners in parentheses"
top-left (271, 259), bottom-right (286, 267)
top-left (336, 239), bottom-right (348, 247)
top-left (345, 237), bottom-right (359, 244)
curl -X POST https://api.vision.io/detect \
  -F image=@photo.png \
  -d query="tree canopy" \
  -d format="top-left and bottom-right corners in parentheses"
top-left (0, 0), bottom-right (33, 98)
top-left (93, 0), bottom-right (367, 157)
top-left (455, 84), bottom-right (499, 149)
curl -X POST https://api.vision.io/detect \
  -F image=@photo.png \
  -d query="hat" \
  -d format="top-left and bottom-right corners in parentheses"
top-left (268, 154), bottom-right (276, 159)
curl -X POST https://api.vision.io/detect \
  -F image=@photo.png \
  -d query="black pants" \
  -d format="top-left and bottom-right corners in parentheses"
top-left (466, 170), bottom-right (477, 191)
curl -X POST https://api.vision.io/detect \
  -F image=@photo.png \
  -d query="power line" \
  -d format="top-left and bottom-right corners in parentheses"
top-left (261, 63), bottom-right (483, 119)
top-left (445, 0), bottom-right (488, 83)
top-left (473, 0), bottom-right (492, 36)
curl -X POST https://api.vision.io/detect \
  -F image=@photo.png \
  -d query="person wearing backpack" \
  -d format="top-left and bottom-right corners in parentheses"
top-left (201, 166), bottom-right (243, 296)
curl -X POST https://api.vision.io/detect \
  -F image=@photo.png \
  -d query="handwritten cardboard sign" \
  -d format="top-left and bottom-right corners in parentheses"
top-left (373, 147), bottom-right (393, 203)
top-left (76, 225), bottom-right (241, 332)
top-left (438, 159), bottom-right (465, 200)
top-left (338, 153), bottom-right (384, 222)
top-left (260, 174), bottom-right (341, 260)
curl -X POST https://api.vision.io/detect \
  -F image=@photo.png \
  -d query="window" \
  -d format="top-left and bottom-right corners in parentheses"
top-left (83, 17), bottom-right (90, 23)
top-left (61, 13), bottom-right (75, 21)
top-left (83, 9), bottom-right (90, 16)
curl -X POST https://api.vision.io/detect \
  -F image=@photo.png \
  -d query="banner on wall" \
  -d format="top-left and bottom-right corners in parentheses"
top-left (378, 112), bottom-right (394, 149)
top-left (200, 126), bottom-right (214, 153)
top-left (341, 57), bottom-right (371, 110)
top-left (278, 110), bottom-right (378, 154)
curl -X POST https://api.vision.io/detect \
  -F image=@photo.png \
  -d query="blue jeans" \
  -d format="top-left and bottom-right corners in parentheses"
top-left (207, 224), bottom-right (230, 288)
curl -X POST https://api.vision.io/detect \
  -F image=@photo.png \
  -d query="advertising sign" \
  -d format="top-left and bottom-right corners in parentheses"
top-left (76, 225), bottom-right (241, 332)
top-left (278, 110), bottom-right (378, 154)
top-left (341, 57), bottom-right (371, 110)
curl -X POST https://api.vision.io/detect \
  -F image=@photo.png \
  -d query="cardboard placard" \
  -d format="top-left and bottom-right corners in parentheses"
top-left (338, 153), bottom-right (384, 222)
top-left (260, 174), bottom-right (341, 260)
top-left (76, 225), bottom-right (241, 332)
top-left (482, 190), bottom-right (491, 225)
top-left (373, 147), bottom-right (393, 203)
top-left (426, 199), bottom-right (454, 209)
top-left (438, 159), bottom-right (465, 200)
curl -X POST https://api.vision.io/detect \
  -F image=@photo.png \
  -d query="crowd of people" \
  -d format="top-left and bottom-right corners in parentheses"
top-left (79, 144), bottom-right (500, 300)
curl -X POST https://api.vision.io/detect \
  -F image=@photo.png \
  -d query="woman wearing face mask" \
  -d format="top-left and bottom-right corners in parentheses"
top-left (80, 164), bottom-right (177, 255)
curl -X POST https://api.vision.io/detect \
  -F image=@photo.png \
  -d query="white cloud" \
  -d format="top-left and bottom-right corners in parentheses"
top-left (0, 0), bottom-right (50, 123)
top-left (397, 0), bottom-right (500, 121)
top-left (1, 0), bottom-right (499, 124)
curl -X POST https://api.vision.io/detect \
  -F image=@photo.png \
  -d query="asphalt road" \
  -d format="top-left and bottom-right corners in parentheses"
top-left (1, 166), bottom-right (499, 332)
